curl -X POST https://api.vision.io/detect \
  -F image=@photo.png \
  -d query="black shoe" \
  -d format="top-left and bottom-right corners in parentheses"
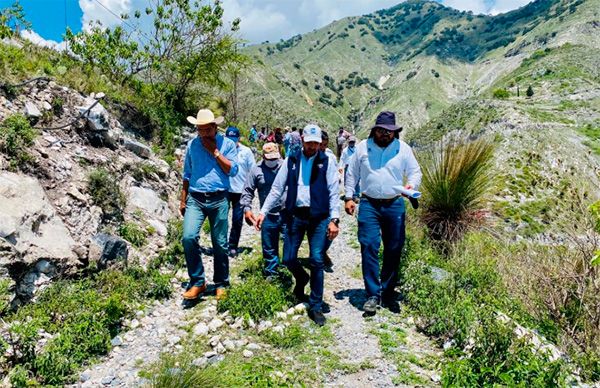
top-left (322, 303), bottom-right (331, 314)
top-left (363, 296), bottom-right (379, 314)
top-left (381, 298), bottom-right (400, 313)
top-left (308, 310), bottom-right (326, 326)
top-left (293, 272), bottom-right (310, 302)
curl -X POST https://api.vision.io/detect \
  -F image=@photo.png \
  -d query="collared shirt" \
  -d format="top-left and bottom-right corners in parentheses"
top-left (229, 143), bottom-right (256, 193)
top-left (240, 160), bottom-right (285, 215)
top-left (345, 138), bottom-right (422, 199)
top-left (260, 150), bottom-right (340, 218)
top-left (339, 145), bottom-right (356, 168)
top-left (182, 134), bottom-right (239, 193)
top-left (324, 148), bottom-right (337, 163)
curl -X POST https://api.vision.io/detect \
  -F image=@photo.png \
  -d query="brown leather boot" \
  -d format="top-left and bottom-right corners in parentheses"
top-left (182, 284), bottom-right (206, 300)
top-left (215, 287), bottom-right (228, 301)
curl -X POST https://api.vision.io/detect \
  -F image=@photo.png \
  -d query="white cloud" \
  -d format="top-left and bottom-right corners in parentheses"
top-left (442, 0), bottom-right (487, 14)
top-left (21, 30), bottom-right (67, 51)
top-left (79, 0), bottom-right (132, 30)
top-left (488, 0), bottom-right (533, 15)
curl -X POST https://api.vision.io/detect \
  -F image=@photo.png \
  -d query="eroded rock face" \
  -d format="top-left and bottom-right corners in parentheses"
top-left (127, 186), bottom-right (172, 223)
top-left (0, 171), bottom-right (79, 304)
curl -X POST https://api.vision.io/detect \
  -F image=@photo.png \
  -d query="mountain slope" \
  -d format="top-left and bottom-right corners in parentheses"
top-left (234, 0), bottom-right (598, 135)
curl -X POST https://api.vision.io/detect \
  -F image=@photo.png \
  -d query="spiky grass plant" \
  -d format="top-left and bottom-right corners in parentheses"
top-left (420, 137), bottom-right (495, 243)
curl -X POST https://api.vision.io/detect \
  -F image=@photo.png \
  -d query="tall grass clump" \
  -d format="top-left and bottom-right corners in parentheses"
top-left (0, 113), bottom-right (37, 170)
top-left (87, 168), bottom-right (126, 223)
top-left (420, 137), bottom-right (494, 243)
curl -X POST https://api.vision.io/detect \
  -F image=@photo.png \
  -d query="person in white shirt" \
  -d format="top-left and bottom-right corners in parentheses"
top-left (339, 135), bottom-right (359, 202)
top-left (344, 111), bottom-right (422, 315)
top-left (257, 124), bottom-right (340, 326)
top-left (320, 131), bottom-right (339, 273)
top-left (225, 126), bottom-right (256, 257)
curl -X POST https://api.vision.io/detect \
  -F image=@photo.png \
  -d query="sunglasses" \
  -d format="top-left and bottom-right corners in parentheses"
top-left (374, 127), bottom-right (394, 135)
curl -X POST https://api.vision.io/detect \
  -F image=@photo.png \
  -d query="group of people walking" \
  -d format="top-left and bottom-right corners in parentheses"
top-left (179, 108), bottom-right (421, 326)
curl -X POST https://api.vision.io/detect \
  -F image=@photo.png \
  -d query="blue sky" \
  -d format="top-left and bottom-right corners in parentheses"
top-left (2, 0), bottom-right (534, 46)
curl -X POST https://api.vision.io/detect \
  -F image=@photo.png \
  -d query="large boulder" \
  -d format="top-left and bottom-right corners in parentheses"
top-left (0, 172), bottom-right (79, 303)
top-left (123, 138), bottom-right (152, 159)
top-left (126, 186), bottom-right (171, 222)
top-left (77, 98), bottom-right (120, 149)
top-left (88, 233), bottom-right (128, 269)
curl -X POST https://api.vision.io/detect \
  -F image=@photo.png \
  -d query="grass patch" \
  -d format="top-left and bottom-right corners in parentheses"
top-left (87, 168), bottom-right (126, 223)
top-left (2, 267), bottom-right (172, 385)
top-left (577, 123), bottom-right (600, 155)
top-left (260, 323), bottom-right (307, 349)
top-left (0, 113), bottom-right (37, 170)
top-left (118, 221), bottom-right (148, 248)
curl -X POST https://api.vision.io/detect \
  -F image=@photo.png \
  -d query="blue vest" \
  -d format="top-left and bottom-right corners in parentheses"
top-left (285, 150), bottom-right (330, 219)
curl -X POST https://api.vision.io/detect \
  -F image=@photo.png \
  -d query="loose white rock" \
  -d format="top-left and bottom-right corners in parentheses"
top-left (243, 349), bottom-right (253, 358)
top-left (193, 322), bottom-right (209, 336)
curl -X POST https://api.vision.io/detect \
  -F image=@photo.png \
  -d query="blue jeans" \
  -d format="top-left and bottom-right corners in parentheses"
top-left (228, 192), bottom-right (244, 251)
top-left (358, 197), bottom-right (406, 300)
top-left (182, 194), bottom-right (230, 288)
top-left (261, 213), bottom-right (285, 276)
top-left (283, 215), bottom-right (329, 312)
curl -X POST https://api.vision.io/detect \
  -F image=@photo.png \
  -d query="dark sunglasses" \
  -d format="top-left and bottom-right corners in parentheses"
top-left (374, 127), bottom-right (394, 135)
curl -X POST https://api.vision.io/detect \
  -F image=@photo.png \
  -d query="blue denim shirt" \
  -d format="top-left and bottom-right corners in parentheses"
top-left (182, 134), bottom-right (239, 193)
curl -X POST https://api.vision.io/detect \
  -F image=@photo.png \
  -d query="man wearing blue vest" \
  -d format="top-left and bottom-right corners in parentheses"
top-left (180, 109), bottom-right (239, 302)
top-left (344, 111), bottom-right (422, 315)
top-left (257, 124), bottom-right (340, 326)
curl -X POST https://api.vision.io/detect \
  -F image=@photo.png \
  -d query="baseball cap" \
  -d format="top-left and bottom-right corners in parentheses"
top-left (225, 126), bottom-right (240, 139)
top-left (262, 142), bottom-right (281, 159)
top-left (348, 136), bottom-right (357, 143)
top-left (302, 124), bottom-right (322, 143)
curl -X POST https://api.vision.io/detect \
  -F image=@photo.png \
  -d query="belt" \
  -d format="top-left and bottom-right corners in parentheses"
top-left (293, 206), bottom-right (311, 220)
top-left (362, 194), bottom-right (401, 206)
top-left (190, 191), bottom-right (227, 201)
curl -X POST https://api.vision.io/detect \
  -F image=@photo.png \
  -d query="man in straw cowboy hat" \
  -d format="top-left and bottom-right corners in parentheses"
top-left (344, 111), bottom-right (422, 315)
top-left (180, 109), bottom-right (239, 301)
top-left (256, 125), bottom-right (340, 326)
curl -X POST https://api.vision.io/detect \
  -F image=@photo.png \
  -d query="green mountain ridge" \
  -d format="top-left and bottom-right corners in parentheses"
top-left (235, 0), bottom-right (598, 136)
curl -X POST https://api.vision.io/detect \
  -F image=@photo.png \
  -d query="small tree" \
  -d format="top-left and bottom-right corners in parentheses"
top-left (0, 1), bottom-right (30, 39)
top-left (526, 85), bottom-right (534, 97)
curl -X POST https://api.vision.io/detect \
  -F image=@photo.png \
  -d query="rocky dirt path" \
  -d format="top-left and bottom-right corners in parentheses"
top-left (323, 209), bottom-right (441, 387)
top-left (73, 202), bottom-right (440, 387)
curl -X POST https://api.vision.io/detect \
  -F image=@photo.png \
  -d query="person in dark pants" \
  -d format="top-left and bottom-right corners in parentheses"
top-left (240, 142), bottom-right (286, 279)
top-left (257, 124), bottom-right (340, 326)
top-left (344, 111), bottom-right (422, 314)
top-left (180, 109), bottom-right (239, 302)
top-left (225, 127), bottom-right (256, 257)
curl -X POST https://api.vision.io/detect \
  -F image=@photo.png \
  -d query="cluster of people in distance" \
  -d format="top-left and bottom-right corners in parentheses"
top-left (179, 108), bottom-right (421, 326)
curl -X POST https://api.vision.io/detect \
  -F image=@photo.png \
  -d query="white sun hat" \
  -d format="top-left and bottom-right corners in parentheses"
top-left (186, 109), bottom-right (224, 126)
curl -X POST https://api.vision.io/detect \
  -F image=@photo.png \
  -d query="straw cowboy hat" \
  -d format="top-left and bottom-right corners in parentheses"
top-left (187, 109), bottom-right (224, 126)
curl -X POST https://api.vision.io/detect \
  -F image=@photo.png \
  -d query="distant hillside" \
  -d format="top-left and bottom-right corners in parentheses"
top-left (234, 0), bottom-right (597, 136)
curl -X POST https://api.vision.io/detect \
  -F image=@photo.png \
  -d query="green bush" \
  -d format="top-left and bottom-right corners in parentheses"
top-left (443, 316), bottom-right (568, 387)
top-left (4, 267), bottom-right (171, 385)
top-left (217, 275), bottom-right (293, 320)
top-left (261, 323), bottom-right (307, 349)
top-left (152, 219), bottom-right (184, 269)
top-left (0, 114), bottom-right (38, 169)
top-left (119, 221), bottom-right (148, 248)
top-left (0, 278), bottom-right (11, 315)
top-left (492, 88), bottom-right (510, 99)
top-left (420, 137), bottom-right (494, 243)
top-left (87, 168), bottom-right (126, 222)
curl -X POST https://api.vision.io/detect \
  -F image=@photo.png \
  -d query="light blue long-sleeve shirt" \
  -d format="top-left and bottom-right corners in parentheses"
top-left (182, 134), bottom-right (239, 193)
top-left (260, 150), bottom-right (340, 219)
top-left (229, 143), bottom-right (256, 193)
top-left (345, 138), bottom-right (422, 199)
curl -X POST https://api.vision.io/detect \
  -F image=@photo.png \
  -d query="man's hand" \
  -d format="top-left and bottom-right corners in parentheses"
top-left (179, 201), bottom-right (186, 217)
top-left (255, 214), bottom-right (265, 231)
top-left (245, 210), bottom-right (257, 228)
top-left (345, 199), bottom-right (356, 216)
top-left (327, 221), bottom-right (339, 240)
top-left (201, 136), bottom-right (217, 154)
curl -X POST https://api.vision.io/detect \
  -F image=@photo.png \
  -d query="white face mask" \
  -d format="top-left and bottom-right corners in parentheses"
top-left (264, 159), bottom-right (279, 168)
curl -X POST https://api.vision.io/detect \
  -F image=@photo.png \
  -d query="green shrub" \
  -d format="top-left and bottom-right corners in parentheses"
top-left (8, 365), bottom-right (35, 387)
top-left (152, 219), bottom-right (184, 269)
top-left (51, 96), bottom-right (64, 115)
top-left (442, 316), bottom-right (569, 387)
top-left (87, 168), bottom-right (126, 222)
top-left (217, 275), bottom-right (293, 320)
top-left (420, 137), bottom-right (494, 243)
top-left (4, 267), bottom-right (171, 385)
top-left (146, 352), bottom-right (218, 388)
top-left (130, 162), bottom-right (161, 181)
top-left (0, 113), bottom-right (37, 169)
top-left (261, 323), bottom-right (307, 348)
top-left (119, 221), bottom-right (148, 247)
top-left (492, 88), bottom-right (510, 99)
top-left (0, 278), bottom-right (11, 315)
